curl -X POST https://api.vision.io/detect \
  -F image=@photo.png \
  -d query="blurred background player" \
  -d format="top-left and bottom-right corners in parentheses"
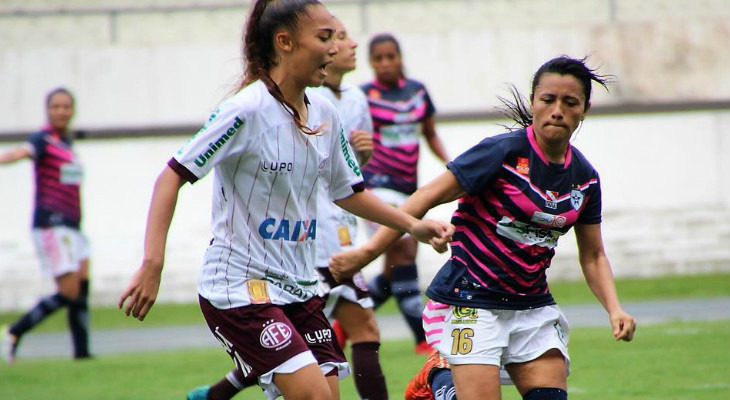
top-left (186, 15), bottom-right (389, 400)
top-left (331, 56), bottom-right (636, 400)
top-left (1, 87), bottom-right (92, 364)
top-left (360, 33), bottom-right (450, 354)
top-left (117, 1), bottom-right (452, 399)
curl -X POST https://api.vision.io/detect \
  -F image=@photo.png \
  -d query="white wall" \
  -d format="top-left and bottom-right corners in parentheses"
top-left (1, 0), bottom-right (729, 134)
top-left (1, 111), bottom-right (729, 311)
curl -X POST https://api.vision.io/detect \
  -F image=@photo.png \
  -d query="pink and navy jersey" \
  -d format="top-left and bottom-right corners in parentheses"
top-left (360, 78), bottom-right (435, 194)
top-left (23, 128), bottom-right (83, 228)
top-left (426, 126), bottom-right (601, 310)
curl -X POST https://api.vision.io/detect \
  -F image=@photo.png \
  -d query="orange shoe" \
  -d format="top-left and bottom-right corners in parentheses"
top-left (414, 339), bottom-right (434, 355)
top-left (404, 349), bottom-right (449, 400)
top-left (332, 319), bottom-right (348, 348)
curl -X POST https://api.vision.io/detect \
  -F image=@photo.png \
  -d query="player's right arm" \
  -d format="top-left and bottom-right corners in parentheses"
top-left (119, 166), bottom-right (185, 321)
top-left (0, 145), bottom-right (31, 165)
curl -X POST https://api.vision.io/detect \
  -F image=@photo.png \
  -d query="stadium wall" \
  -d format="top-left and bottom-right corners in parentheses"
top-left (0, 0), bottom-right (729, 135)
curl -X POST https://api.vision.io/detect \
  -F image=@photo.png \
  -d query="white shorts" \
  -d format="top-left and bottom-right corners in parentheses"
top-left (31, 226), bottom-right (90, 278)
top-left (364, 187), bottom-right (411, 238)
top-left (423, 300), bottom-right (570, 383)
top-left (260, 351), bottom-right (348, 400)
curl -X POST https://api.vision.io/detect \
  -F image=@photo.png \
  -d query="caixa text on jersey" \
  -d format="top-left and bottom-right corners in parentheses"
top-left (258, 218), bottom-right (317, 241)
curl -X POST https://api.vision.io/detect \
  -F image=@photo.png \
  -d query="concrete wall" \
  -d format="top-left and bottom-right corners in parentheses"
top-left (1, 111), bottom-right (729, 311)
top-left (1, 0), bottom-right (729, 134)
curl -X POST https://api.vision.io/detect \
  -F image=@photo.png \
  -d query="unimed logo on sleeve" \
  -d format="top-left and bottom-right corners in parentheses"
top-left (194, 116), bottom-right (245, 167)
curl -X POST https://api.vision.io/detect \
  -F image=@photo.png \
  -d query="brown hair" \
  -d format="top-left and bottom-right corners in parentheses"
top-left (240, 0), bottom-right (322, 135)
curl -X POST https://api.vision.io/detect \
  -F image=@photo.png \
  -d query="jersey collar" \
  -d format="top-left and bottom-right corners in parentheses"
top-left (373, 78), bottom-right (406, 90)
top-left (527, 125), bottom-right (573, 168)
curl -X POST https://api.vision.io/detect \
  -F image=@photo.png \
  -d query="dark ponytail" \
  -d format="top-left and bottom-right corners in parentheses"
top-left (241, 0), bottom-right (322, 135)
top-left (498, 55), bottom-right (613, 130)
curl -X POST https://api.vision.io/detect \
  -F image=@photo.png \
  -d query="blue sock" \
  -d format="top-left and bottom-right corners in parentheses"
top-left (367, 273), bottom-right (391, 309)
top-left (431, 369), bottom-right (457, 400)
top-left (10, 293), bottom-right (69, 338)
top-left (391, 264), bottom-right (426, 343)
top-left (523, 387), bottom-right (568, 400)
top-left (68, 280), bottom-right (91, 358)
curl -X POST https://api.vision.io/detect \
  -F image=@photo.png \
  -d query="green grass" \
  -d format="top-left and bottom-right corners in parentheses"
top-left (1, 272), bottom-right (729, 333)
top-left (1, 320), bottom-right (728, 400)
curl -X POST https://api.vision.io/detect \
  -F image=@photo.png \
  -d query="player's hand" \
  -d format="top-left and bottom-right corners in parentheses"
top-left (349, 130), bottom-right (373, 153)
top-left (410, 219), bottom-right (454, 249)
top-left (350, 130), bottom-right (373, 166)
top-left (118, 263), bottom-right (162, 321)
top-left (329, 248), bottom-right (371, 282)
top-left (609, 309), bottom-right (636, 341)
top-left (429, 224), bottom-right (454, 253)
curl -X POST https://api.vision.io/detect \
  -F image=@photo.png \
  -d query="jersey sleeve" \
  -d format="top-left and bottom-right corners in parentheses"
top-left (25, 131), bottom-right (46, 161)
top-left (329, 116), bottom-right (365, 202)
top-left (422, 85), bottom-right (436, 119)
top-left (355, 89), bottom-right (374, 134)
top-left (578, 173), bottom-right (602, 224)
top-left (170, 100), bottom-right (249, 183)
top-left (447, 135), bottom-right (506, 196)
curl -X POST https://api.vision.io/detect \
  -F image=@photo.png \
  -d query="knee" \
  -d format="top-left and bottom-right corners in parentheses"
top-left (349, 313), bottom-right (380, 343)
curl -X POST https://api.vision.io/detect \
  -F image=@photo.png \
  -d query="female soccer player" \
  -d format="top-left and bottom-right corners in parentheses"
top-left (185, 16), bottom-right (389, 400)
top-left (331, 56), bottom-right (636, 400)
top-left (360, 33), bottom-right (450, 353)
top-left (1, 88), bottom-right (92, 364)
top-left (118, 2), bottom-right (451, 400)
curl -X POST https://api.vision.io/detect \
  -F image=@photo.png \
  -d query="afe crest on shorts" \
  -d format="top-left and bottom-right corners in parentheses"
top-left (260, 320), bottom-right (293, 350)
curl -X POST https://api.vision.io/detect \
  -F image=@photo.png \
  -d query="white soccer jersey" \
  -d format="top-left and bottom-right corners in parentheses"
top-left (170, 81), bottom-right (364, 309)
top-left (309, 83), bottom-right (373, 267)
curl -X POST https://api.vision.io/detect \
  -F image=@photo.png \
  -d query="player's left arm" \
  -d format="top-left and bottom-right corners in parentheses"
top-left (421, 115), bottom-right (449, 164)
top-left (575, 222), bottom-right (636, 341)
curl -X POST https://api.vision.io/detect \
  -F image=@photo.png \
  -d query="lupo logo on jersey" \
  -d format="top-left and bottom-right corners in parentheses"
top-left (259, 160), bottom-right (294, 174)
top-left (260, 321), bottom-right (293, 350)
top-left (258, 218), bottom-right (317, 241)
top-left (340, 129), bottom-right (361, 176)
top-left (193, 116), bottom-right (245, 167)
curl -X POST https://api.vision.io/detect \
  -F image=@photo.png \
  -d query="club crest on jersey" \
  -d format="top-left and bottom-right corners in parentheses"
top-left (516, 157), bottom-right (530, 175)
top-left (258, 218), bottom-right (316, 241)
top-left (570, 189), bottom-right (584, 211)
top-left (545, 190), bottom-right (559, 209)
top-left (260, 321), bottom-right (293, 350)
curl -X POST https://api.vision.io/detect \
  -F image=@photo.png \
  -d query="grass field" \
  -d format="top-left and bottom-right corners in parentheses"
top-left (1, 272), bottom-right (729, 333)
top-left (1, 320), bottom-right (728, 400)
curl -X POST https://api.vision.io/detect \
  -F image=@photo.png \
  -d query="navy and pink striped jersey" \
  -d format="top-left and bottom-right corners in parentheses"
top-left (426, 126), bottom-right (602, 310)
top-left (360, 78), bottom-right (435, 195)
top-left (23, 128), bottom-right (83, 229)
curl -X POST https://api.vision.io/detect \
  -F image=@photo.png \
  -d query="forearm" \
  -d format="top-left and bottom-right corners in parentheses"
top-left (0, 146), bottom-right (31, 165)
top-left (427, 136), bottom-right (450, 164)
top-left (581, 253), bottom-right (622, 314)
top-left (141, 167), bottom-right (184, 271)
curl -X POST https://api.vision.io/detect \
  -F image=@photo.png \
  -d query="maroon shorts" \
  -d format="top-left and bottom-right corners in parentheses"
top-left (199, 295), bottom-right (346, 380)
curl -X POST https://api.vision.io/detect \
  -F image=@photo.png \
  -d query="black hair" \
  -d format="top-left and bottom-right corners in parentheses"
top-left (368, 32), bottom-right (405, 79)
top-left (46, 87), bottom-right (74, 108)
top-left (240, 0), bottom-right (322, 135)
top-left (498, 56), bottom-right (613, 129)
